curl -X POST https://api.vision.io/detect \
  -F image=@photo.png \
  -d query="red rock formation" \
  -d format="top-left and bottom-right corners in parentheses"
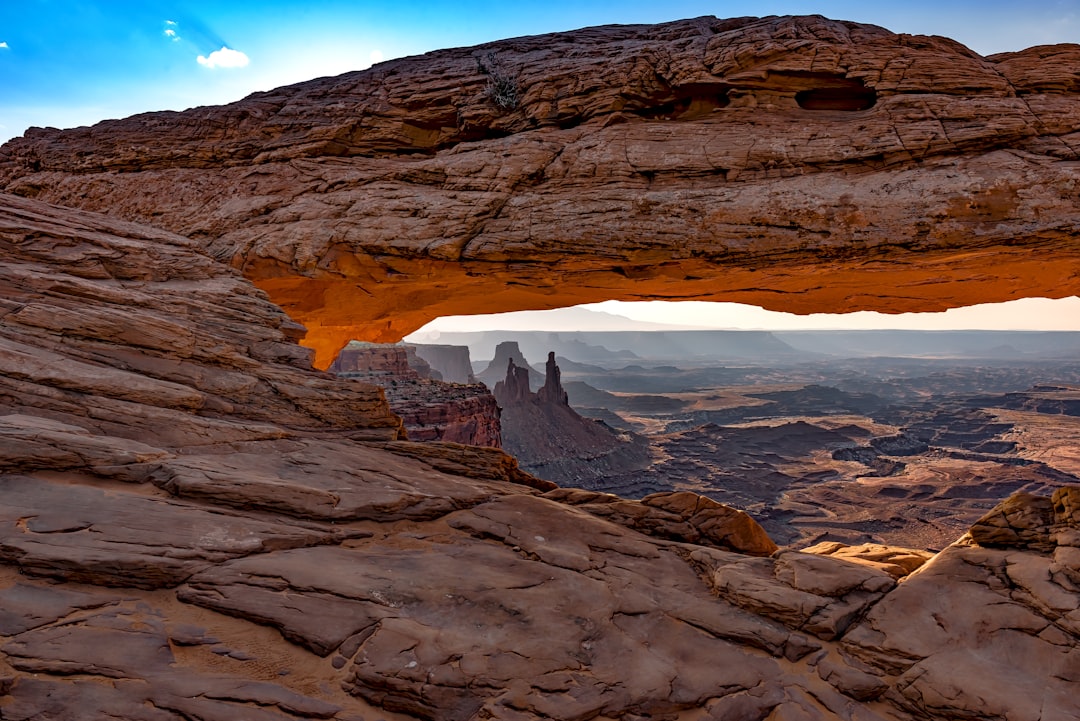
top-left (330, 341), bottom-right (422, 378)
top-left (3, 14), bottom-right (1080, 720)
top-left (3, 16), bottom-right (1080, 366)
top-left (2, 191), bottom-right (1080, 720)
top-left (331, 342), bottom-right (501, 448)
top-left (494, 348), bottom-right (653, 484)
top-left (392, 390), bottom-right (501, 447)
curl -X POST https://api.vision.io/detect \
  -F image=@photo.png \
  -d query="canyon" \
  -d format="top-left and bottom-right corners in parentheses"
top-left (418, 329), bottom-right (1080, 550)
top-left (1, 13), bottom-right (1080, 721)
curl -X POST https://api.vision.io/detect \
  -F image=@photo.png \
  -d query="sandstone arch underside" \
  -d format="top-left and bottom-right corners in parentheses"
top-left (3, 15), bottom-right (1080, 367)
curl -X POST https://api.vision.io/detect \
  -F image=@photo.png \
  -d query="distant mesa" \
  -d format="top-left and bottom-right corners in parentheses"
top-left (452, 331), bottom-right (810, 370)
top-left (411, 343), bottom-right (476, 384)
top-left (476, 341), bottom-right (545, 389)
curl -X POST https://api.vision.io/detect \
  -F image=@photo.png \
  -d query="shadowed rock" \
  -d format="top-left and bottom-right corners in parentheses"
top-left (494, 349), bottom-right (653, 485)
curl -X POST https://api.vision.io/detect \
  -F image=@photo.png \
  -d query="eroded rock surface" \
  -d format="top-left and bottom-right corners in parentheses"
top-left (2, 191), bottom-right (1080, 719)
top-left (0, 191), bottom-right (947, 721)
top-left (2, 14), bottom-right (1080, 721)
top-left (3, 16), bottom-right (1080, 365)
top-left (494, 350), bottom-right (653, 485)
top-left (331, 341), bottom-right (502, 447)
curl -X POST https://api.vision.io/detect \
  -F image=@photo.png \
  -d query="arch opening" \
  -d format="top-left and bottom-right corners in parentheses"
top-left (335, 297), bottom-right (1080, 549)
top-left (252, 244), bottom-right (1080, 371)
top-left (626, 83), bottom-right (731, 121)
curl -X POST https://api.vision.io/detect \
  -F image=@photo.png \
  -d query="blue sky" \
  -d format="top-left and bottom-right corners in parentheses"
top-left (2, 1), bottom-right (1079, 143)
top-left (3, 1), bottom-right (1078, 331)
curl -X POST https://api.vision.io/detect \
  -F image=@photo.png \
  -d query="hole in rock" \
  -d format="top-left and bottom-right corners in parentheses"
top-left (795, 85), bottom-right (877, 111)
top-left (342, 297), bottom-right (1080, 550)
top-left (629, 84), bottom-right (730, 120)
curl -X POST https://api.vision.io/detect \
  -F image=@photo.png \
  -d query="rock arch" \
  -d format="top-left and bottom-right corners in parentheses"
top-left (2, 15), bottom-right (1080, 367)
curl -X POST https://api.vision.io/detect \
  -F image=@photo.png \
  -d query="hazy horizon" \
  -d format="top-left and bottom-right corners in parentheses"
top-left (404, 297), bottom-right (1080, 340)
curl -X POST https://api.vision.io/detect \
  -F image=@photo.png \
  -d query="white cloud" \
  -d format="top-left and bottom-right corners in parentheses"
top-left (165, 20), bottom-right (177, 25)
top-left (0, 42), bottom-right (8, 49)
top-left (165, 28), bottom-right (176, 37)
top-left (369, 49), bottom-right (384, 64)
top-left (197, 46), bottom-right (250, 69)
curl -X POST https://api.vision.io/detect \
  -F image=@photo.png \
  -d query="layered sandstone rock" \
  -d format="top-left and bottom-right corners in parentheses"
top-left (3, 16), bottom-right (1080, 365)
top-left (331, 341), bottom-right (427, 378)
top-left (494, 350), bottom-right (653, 485)
top-left (331, 341), bottom-right (501, 447)
top-left (841, 488), bottom-right (1080, 720)
top-left (3, 13), bottom-right (1080, 721)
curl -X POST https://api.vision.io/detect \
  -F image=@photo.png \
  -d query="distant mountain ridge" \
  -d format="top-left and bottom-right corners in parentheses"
top-left (430, 329), bottom-right (1080, 367)
top-left (442, 330), bottom-right (811, 366)
top-left (776, 330), bottom-right (1080, 359)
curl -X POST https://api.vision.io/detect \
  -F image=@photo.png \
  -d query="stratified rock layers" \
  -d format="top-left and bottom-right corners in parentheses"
top-left (2, 13), bottom-right (1080, 721)
top-left (2, 190), bottom-right (1080, 719)
top-left (3, 16), bottom-right (1080, 365)
top-left (331, 341), bottom-right (501, 447)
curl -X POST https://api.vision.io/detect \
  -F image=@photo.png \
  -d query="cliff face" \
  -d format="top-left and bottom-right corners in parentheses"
top-left (494, 351), bottom-right (654, 485)
top-left (331, 342), bottom-right (502, 448)
top-left (411, 343), bottom-right (476, 384)
top-left (3, 16), bottom-right (1080, 366)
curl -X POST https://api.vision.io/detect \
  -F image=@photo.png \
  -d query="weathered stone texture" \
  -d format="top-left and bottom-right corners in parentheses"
top-left (0, 188), bottom-right (1078, 721)
top-left (1, 14), bottom-right (1080, 721)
